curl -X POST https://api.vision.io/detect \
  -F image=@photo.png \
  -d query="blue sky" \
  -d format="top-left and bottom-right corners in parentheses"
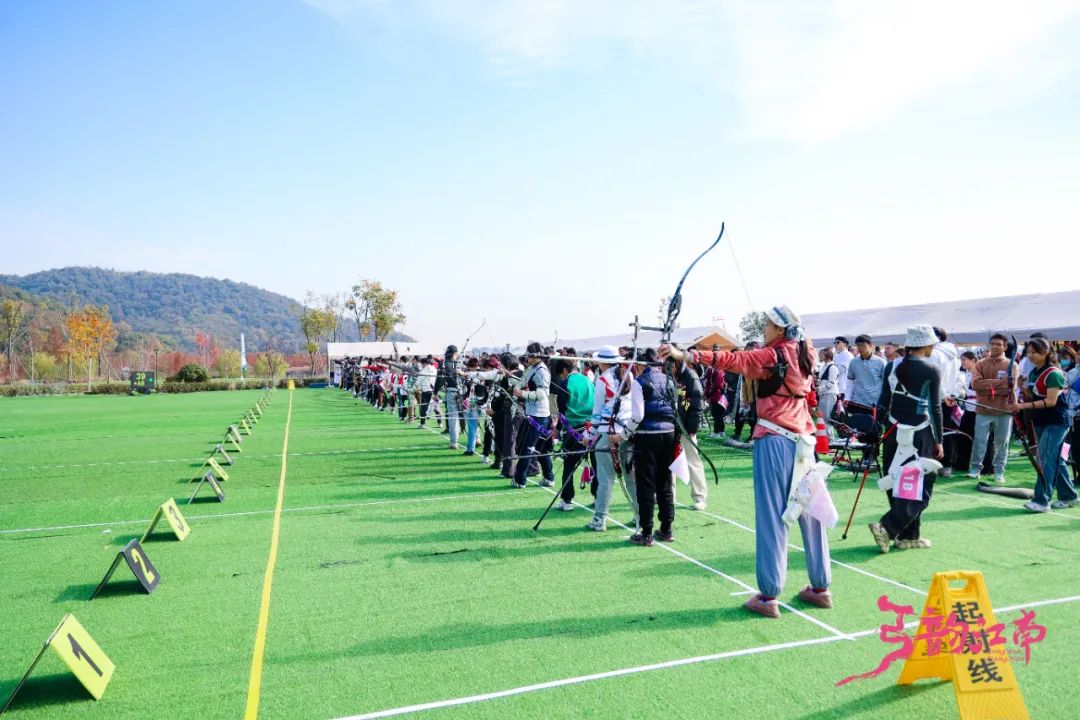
top-left (2, 1), bottom-right (1077, 348)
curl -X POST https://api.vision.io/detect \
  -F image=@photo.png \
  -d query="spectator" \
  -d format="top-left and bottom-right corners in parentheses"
top-left (929, 327), bottom-right (962, 476)
top-left (833, 337), bottom-right (854, 400)
top-left (968, 333), bottom-right (1017, 483)
top-left (817, 348), bottom-right (841, 425)
top-left (847, 334), bottom-right (887, 410)
top-left (1008, 338), bottom-right (1077, 512)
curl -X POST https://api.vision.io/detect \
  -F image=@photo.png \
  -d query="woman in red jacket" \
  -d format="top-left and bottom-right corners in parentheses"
top-left (660, 306), bottom-right (831, 619)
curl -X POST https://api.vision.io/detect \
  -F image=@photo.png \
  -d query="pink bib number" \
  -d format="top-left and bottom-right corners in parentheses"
top-left (895, 465), bottom-right (924, 501)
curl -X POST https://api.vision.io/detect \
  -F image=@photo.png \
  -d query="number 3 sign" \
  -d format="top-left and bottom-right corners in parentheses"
top-left (1, 614), bottom-right (115, 712)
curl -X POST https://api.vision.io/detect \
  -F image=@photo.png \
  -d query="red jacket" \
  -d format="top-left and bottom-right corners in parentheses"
top-left (692, 339), bottom-right (815, 437)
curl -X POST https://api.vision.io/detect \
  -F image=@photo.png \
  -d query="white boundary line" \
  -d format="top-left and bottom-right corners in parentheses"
top-left (0, 488), bottom-right (539, 536)
top-left (679, 503), bottom-right (926, 597)
top-left (526, 480), bottom-right (853, 640)
top-left (331, 593), bottom-right (1080, 720)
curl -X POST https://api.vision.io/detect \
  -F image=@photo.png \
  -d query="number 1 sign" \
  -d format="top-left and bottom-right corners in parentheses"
top-left (1, 614), bottom-right (116, 712)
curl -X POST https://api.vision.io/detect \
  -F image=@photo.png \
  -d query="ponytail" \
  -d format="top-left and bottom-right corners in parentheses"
top-left (797, 340), bottom-right (814, 377)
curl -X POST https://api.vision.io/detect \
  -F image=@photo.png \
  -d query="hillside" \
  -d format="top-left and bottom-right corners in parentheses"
top-left (0, 267), bottom-right (355, 352)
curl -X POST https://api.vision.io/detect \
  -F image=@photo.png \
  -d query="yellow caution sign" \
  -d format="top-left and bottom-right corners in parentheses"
top-left (286, 379), bottom-right (294, 390)
top-left (898, 571), bottom-right (1029, 719)
top-left (141, 497), bottom-right (190, 542)
top-left (208, 456), bottom-right (230, 482)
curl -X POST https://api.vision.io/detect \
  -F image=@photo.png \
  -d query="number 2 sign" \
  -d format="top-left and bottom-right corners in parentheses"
top-left (90, 539), bottom-right (161, 599)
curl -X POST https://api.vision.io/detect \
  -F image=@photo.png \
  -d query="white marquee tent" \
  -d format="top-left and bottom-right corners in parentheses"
top-left (802, 290), bottom-right (1080, 346)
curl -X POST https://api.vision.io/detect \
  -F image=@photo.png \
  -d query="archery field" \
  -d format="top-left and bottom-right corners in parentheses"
top-left (2, 388), bottom-right (1078, 720)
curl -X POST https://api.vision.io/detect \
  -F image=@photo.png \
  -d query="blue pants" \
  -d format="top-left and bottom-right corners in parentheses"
top-left (466, 406), bottom-right (482, 453)
top-left (1033, 424), bottom-right (1078, 506)
top-left (753, 434), bottom-right (831, 598)
top-left (513, 416), bottom-right (554, 485)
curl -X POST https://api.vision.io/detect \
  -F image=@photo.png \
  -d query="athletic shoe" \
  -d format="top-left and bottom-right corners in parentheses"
top-left (744, 594), bottom-right (780, 619)
top-left (480, 455), bottom-right (490, 464)
top-left (628, 532), bottom-right (654, 546)
top-left (994, 474), bottom-right (1006, 484)
top-left (895, 538), bottom-right (932, 549)
top-left (512, 481), bottom-right (527, 489)
top-left (1050, 499), bottom-right (1079, 509)
top-left (966, 470), bottom-right (980, 479)
top-left (449, 444), bottom-right (459, 450)
top-left (654, 530), bottom-right (674, 543)
top-left (556, 501), bottom-right (574, 512)
top-left (690, 501), bottom-right (707, 511)
top-left (868, 522), bottom-right (891, 553)
top-left (462, 450), bottom-right (475, 456)
top-left (797, 586), bottom-right (833, 609)
top-left (941, 467), bottom-right (953, 477)
top-left (586, 517), bottom-right (606, 532)
top-left (539, 478), bottom-right (555, 488)
top-left (1023, 501), bottom-right (1049, 513)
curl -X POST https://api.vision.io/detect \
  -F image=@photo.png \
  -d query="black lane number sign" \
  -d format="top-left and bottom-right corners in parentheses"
top-left (90, 539), bottom-right (161, 599)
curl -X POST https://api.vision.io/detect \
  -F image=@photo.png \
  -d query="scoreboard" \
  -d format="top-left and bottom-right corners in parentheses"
top-left (130, 371), bottom-right (156, 394)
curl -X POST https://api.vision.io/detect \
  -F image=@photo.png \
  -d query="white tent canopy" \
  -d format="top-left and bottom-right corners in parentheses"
top-left (327, 341), bottom-right (445, 361)
top-left (802, 290), bottom-right (1080, 346)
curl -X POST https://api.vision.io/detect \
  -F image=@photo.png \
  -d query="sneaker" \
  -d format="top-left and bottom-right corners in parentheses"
top-left (449, 444), bottom-right (459, 450)
top-left (966, 470), bottom-right (980, 479)
top-left (941, 467), bottom-right (953, 477)
top-left (480, 455), bottom-right (490, 464)
top-left (744, 594), bottom-right (781, 619)
top-left (512, 481), bottom-right (527, 489)
top-left (994, 474), bottom-right (1006, 484)
top-left (539, 478), bottom-right (555, 488)
top-left (797, 586), bottom-right (833, 609)
top-left (895, 538), bottom-right (932, 549)
top-left (868, 522), bottom-right (891, 553)
top-left (628, 532), bottom-right (654, 547)
top-left (654, 530), bottom-right (674, 543)
top-left (586, 517), bottom-right (606, 532)
top-left (462, 450), bottom-right (475, 456)
top-left (690, 501), bottom-right (707, 511)
top-left (1050, 499), bottom-right (1079, 509)
top-left (1023, 501), bottom-right (1049, 513)
top-left (556, 501), bottom-right (574, 512)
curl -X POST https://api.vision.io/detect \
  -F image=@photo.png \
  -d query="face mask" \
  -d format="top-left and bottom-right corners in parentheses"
top-left (1062, 360), bottom-right (1073, 370)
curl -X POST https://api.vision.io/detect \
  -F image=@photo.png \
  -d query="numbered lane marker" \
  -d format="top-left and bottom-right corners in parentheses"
top-left (90, 539), bottom-right (161, 599)
top-left (227, 425), bottom-right (244, 450)
top-left (1, 614), bottom-right (116, 712)
top-left (141, 498), bottom-right (190, 542)
top-left (239, 418), bottom-right (252, 435)
top-left (207, 457), bottom-right (230, 483)
top-left (215, 443), bottom-right (234, 466)
top-left (188, 471), bottom-right (225, 505)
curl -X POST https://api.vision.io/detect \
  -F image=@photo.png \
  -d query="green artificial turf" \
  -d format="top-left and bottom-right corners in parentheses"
top-left (1, 389), bottom-right (1076, 719)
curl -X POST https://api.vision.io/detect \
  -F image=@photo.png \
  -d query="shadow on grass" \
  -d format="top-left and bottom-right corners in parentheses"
top-left (289, 605), bottom-right (752, 661)
top-left (800, 681), bottom-right (942, 720)
top-left (927, 504), bottom-right (1022, 522)
top-left (56, 579), bottom-right (143, 602)
top-left (390, 538), bottom-right (629, 564)
top-left (0, 672), bottom-right (94, 711)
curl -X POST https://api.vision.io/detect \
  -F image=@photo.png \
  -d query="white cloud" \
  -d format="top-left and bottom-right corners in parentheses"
top-left (301, 0), bottom-right (1077, 141)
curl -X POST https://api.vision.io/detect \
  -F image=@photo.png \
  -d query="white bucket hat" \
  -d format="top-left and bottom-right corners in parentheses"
top-left (905, 324), bottom-right (938, 348)
top-left (594, 345), bottom-right (621, 363)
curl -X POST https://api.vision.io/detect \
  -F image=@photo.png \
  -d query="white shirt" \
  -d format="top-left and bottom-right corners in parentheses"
top-left (930, 342), bottom-right (963, 400)
top-left (415, 365), bottom-right (437, 392)
top-left (833, 349), bottom-right (854, 397)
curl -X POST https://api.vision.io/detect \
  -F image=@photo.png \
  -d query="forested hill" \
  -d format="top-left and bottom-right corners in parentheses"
top-left (0, 267), bottom-right (327, 351)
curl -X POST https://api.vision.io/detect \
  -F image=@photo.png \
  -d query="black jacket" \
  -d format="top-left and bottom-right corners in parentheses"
top-left (677, 364), bottom-right (706, 436)
top-left (877, 357), bottom-right (943, 443)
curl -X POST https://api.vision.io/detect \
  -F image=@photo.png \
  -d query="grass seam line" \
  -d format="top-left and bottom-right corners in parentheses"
top-left (0, 489), bottom-right (541, 536)
top-left (330, 593), bottom-right (1080, 720)
top-left (243, 388), bottom-right (294, 720)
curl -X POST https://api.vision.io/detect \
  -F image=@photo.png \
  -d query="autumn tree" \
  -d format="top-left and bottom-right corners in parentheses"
top-left (66, 305), bottom-right (117, 389)
top-left (299, 294), bottom-right (338, 376)
top-left (345, 279), bottom-right (406, 341)
top-left (214, 349), bottom-right (242, 378)
top-left (0, 299), bottom-right (28, 383)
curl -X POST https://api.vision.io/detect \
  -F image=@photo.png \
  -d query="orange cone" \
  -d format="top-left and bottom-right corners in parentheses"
top-left (815, 411), bottom-right (830, 454)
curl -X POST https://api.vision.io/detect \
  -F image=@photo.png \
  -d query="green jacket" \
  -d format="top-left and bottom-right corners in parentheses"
top-left (564, 372), bottom-right (595, 427)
